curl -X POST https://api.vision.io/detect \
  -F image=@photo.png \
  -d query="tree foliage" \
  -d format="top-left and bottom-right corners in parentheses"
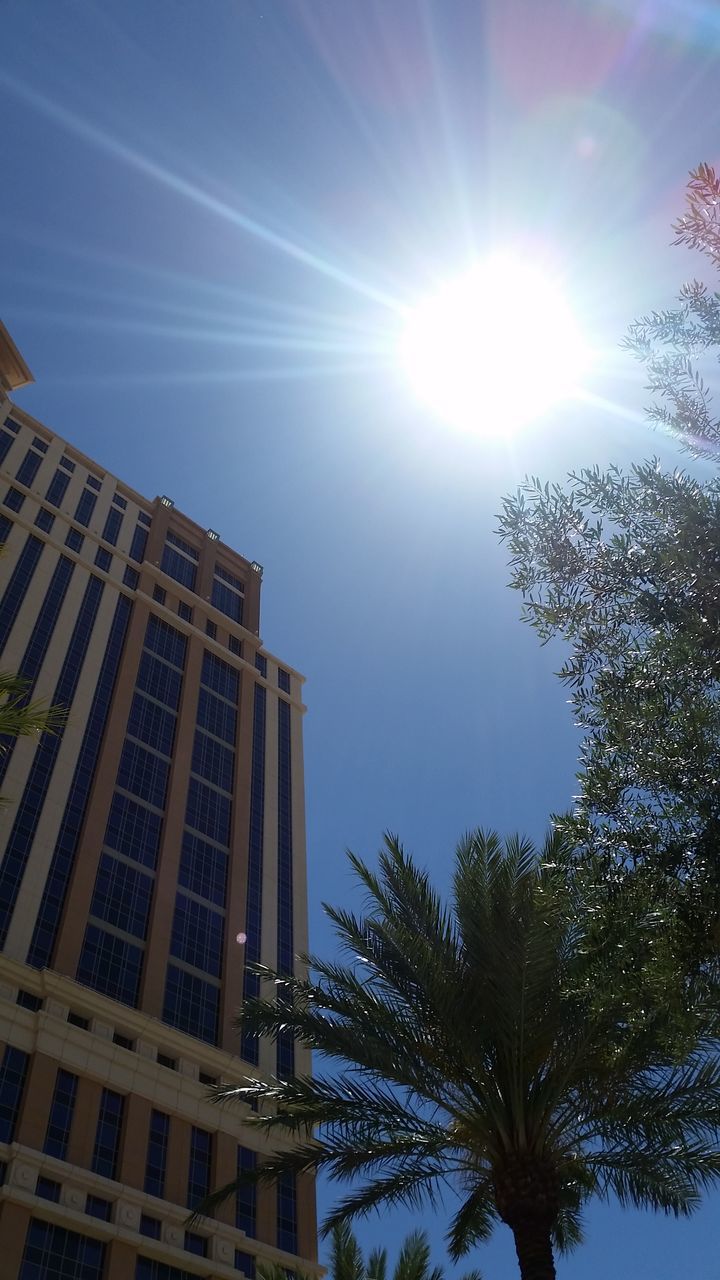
top-left (202, 833), bottom-right (720, 1280)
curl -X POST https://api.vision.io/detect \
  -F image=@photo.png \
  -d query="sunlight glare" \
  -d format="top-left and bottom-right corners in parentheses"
top-left (399, 254), bottom-right (590, 436)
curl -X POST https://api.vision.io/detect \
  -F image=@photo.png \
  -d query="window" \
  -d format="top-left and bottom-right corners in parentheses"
top-left (185, 1232), bottom-right (207, 1257)
top-left (77, 925), bottom-right (144, 1007)
top-left (67, 1011), bottom-right (89, 1030)
top-left (144, 1110), bottom-right (170, 1198)
top-left (31, 436), bottom-right (48, 453)
top-left (44, 1069), bottom-right (78, 1160)
top-left (278, 668), bottom-right (291, 693)
top-left (85, 1194), bottom-right (112, 1221)
top-left (86, 475), bottom-right (102, 491)
top-left (205, 620), bottom-right (217, 640)
top-left (185, 778), bottom-right (231, 845)
top-left (138, 510), bottom-right (152, 526)
top-left (113, 1032), bottom-right (135, 1051)
top-left (145, 615), bottom-right (187, 668)
top-left (104, 793), bottom-right (162, 869)
top-left (102, 507), bottom-right (123, 545)
top-left (166, 530), bottom-right (198, 559)
top-left (140, 1215), bottom-right (162, 1240)
top-left (34, 508), bottom-right (55, 533)
top-left (4, 487), bottom-right (25, 512)
top-left (0, 535), bottom-right (44, 657)
top-left (127, 692), bottom-right (177, 757)
top-left (236, 1147), bottom-right (257, 1236)
top-left (0, 1045), bottom-right (28, 1142)
top-left (178, 600), bottom-right (193, 622)
top-left (192, 729), bottom-right (234, 791)
top-left (92, 1088), bottom-right (124, 1180)
top-left (153, 584), bottom-right (166, 605)
top-left (0, 429), bottom-right (15, 464)
top-left (136, 1259), bottom-right (197, 1280)
top-left (123, 565), bottom-right (139, 589)
top-left (16, 990), bottom-right (42, 1011)
top-left (45, 469), bottom-right (71, 507)
top-left (228, 635), bottom-right (242, 657)
top-left (187, 1126), bottom-right (212, 1210)
top-left (65, 528), bottom-right (84, 553)
top-left (242, 683), bottom-right (266, 1065)
top-left (196, 687), bottom-right (236, 744)
top-left (211, 577), bottom-right (243, 623)
top-left (112, 492), bottom-right (127, 509)
top-left (179, 832), bottom-right (228, 907)
top-left (16, 449), bottom-right (43, 488)
top-left (201, 651), bottom-right (239, 702)
top-left (277, 698), bottom-right (294, 977)
top-left (74, 490), bottom-right (97, 528)
top-left (215, 563), bottom-right (244, 591)
top-left (156, 1053), bottom-right (177, 1071)
top-left (129, 524), bottom-right (148, 563)
top-left (235, 1251), bottom-right (257, 1278)
top-left (276, 1172), bottom-right (298, 1254)
top-left (36, 1176), bottom-right (61, 1202)
top-left (59, 454), bottom-right (75, 471)
top-left (4, 418), bottom-right (20, 432)
top-left (89, 853), bottom-right (154, 939)
top-left (136, 652), bottom-right (182, 711)
top-left (198, 1072), bottom-right (217, 1086)
top-left (170, 894), bottom-right (224, 978)
top-left (255, 653), bottom-right (267, 677)
top-left (117, 740), bottom-right (169, 809)
top-left (94, 546), bottom-right (112, 572)
top-left (19, 1221), bottom-right (105, 1280)
top-left (164, 965), bottom-right (219, 1045)
top-left (161, 543), bottom-right (197, 591)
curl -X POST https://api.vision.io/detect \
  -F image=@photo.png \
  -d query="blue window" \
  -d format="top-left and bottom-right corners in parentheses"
top-left (65, 528), bottom-right (84, 552)
top-left (137, 510), bottom-right (152, 526)
top-left (235, 1251), bottom-right (256, 1278)
top-left (276, 1172), bottom-right (298, 1254)
top-left (89, 854), bottom-right (154, 939)
top-left (31, 436), bottom-right (48, 454)
top-left (4, 417), bottom-right (20, 432)
top-left (77, 926), bottom-right (143, 1007)
top-left (166, 531), bottom-right (198, 559)
top-left (178, 600), bottom-right (193, 623)
top-left (186, 1126), bottom-right (212, 1210)
top-left (205, 620), bottom-right (217, 640)
top-left (136, 1259), bottom-right (196, 1280)
top-left (185, 778), bottom-right (231, 845)
top-left (277, 699), bottom-right (294, 976)
top-left (215, 563), bottom-right (244, 590)
top-left (92, 1088), bottom-right (124, 1180)
top-left (0, 534), bottom-right (43, 655)
top-left (278, 669), bottom-right (291, 693)
top-left (196, 687), bottom-right (236, 745)
top-left (0, 514), bottom-right (13, 542)
top-left (153, 585), bottom-right (166, 605)
top-left (45, 469), bottom-right (70, 508)
top-left (86, 475), bottom-right (102, 491)
top-left (145, 615), bottom-right (187, 669)
top-left (236, 1147), bottom-right (256, 1236)
top-left (242, 684), bottom-right (266, 1064)
top-left (34, 508), bottom-right (54, 533)
top-left (104, 793), bottom-right (162, 869)
top-left (4, 486), bottom-right (25, 512)
top-left (184, 1232), bottom-right (207, 1257)
top-left (170, 894), bottom-right (224, 978)
top-left (144, 1109), bottom-right (170, 1198)
top-left (102, 507), bottom-right (123, 545)
top-left (27, 595), bottom-right (132, 969)
top-left (59, 454), bottom-right (75, 471)
top-left (255, 653), bottom-right (267, 677)
top-left (129, 525), bottom-right (148, 563)
top-left (0, 1045), bottom-right (28, 1142)
top-left (0, 429), bottom-right (15, 464)
top-left (94, 546), bottom-right (112, 572)
top-left (44, 1069), bottom-right (78, 1160)
top-left (201, 651), bottom-right (239, 702)
top-left (163, 965), bottom-right (219, 1045)
top-left (16, 449), bottom-right (43, 489)
top-left (117, 740), bottom-right (169, 809)
top-left (85, 1194), bottom-right (112, 1221)
top-left (192, 729), bottom-right (234, 791)
top-left (112, 493), bottom-right (127, 510)
top-left (179, 832), bottom-right (227, 907)
top-left (123, 565), bottom-right (139, 589)
top-left (127, 693), bottom-right (177, 757)
top-left (0, 572), bottom-right (102, 945)
top-left (228, 635), bottom-right (242, 657)
top-left (161, 544), bottom-right (196, 591)
top-left (36, 1176), bottom-right (61, 1202)
top-left (211, 577), bottom-right (243, 624)
top-left (136, 652), bottom-right (182, 711)
top-left (19, 1220), bottom-right (105, 1280)
top-left (16, 990), bottom-right (42, 1011)
top-left (140, 1215), bottom-right (162, 1240)
top-left (74, 490), bottom-right (97, 528)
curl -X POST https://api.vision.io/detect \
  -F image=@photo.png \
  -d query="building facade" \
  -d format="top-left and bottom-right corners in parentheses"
top-left (0, 324), bottom-right (317, 1280)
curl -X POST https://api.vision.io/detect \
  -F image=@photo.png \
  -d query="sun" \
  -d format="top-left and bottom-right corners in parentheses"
top-left (398, 253), bottom-right (590, 436)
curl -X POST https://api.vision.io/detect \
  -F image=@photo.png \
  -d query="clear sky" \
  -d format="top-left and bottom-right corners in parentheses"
top-left (3, 1), bottom-right (720, 1276)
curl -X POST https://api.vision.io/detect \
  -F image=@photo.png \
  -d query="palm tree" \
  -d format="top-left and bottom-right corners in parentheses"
top-left (328, 1221), bottom-right (479, 1280)
top-left (206, 831), bottom-right (720, 1280)
top-left (0, 671), bottom-right (65, 743)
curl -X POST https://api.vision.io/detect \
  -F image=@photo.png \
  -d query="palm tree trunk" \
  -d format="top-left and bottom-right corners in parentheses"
top-left (511, 1221), bottom-right (556, 1280)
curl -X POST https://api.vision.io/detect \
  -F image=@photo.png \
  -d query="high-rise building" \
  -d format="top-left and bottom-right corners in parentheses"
top-left (0, 323), bottom-right (317, 1280)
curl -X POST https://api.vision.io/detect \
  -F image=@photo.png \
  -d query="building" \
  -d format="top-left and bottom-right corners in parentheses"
top-left (0, 323), bottom-right (317, 1280)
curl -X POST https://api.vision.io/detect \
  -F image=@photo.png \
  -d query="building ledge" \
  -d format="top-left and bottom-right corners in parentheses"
top-left (0, 320), bottom-right (33, 391)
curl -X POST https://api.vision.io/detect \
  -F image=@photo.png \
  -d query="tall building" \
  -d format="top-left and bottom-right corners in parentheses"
top-left (0, 323), bottom-right (317, 1280)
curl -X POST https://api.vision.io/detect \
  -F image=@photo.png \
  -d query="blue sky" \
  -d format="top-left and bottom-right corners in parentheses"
top-left (3, 1), bottom-right (720, 1275)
